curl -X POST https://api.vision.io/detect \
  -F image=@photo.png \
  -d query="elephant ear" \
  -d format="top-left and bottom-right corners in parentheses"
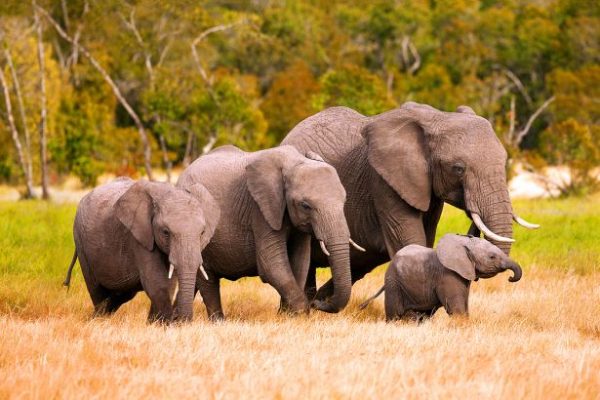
top-left (456, 105), bottom-right (476, 115)
top-left (185, 183), bottom-right (221, 244)
top-left (361, 109), bottom-right (431, 212)
top-left (436, 234), bottom-right (476, 281)
top-left (305, 151), bottom-right (325, 163)
top-left (246, 152), bottom-right (285, 231)
top-left (114, 181), bottom-right (155, 251)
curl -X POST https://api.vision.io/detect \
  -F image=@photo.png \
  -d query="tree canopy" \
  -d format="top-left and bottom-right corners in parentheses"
top-left (0, 0), bottom-right (598, 190)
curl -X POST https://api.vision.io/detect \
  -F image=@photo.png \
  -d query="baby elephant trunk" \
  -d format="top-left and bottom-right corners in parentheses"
top-left (503, 260), bottom-right (522, 282)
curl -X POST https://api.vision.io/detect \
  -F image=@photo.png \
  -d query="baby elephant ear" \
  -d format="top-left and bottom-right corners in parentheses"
top-left (114, 181), bottom-right (155, 251)
top-left (436, 234), bottom-right (476, 281)
top-left (305, 151), bottom-right (325, 163)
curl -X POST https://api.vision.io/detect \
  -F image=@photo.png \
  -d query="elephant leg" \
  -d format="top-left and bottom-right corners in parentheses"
top-left (384, 290), bottom-right (405, 322)
top-left (436, 278), bottom-right (470, 317)
top-left (137, 254), bottom-right (174, 323)
top-left (254, 219), bottom-right (309, 314)
top-left (105, 289), bottom-right (138, 314)
top-left (197, 275), bottom-right (224, 321)
top-left (304, 264), bottom-right (317, 300)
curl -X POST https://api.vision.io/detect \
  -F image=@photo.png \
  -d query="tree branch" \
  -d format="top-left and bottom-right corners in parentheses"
top-left (495, 65), bottom-right (533, 106)
top-left (0, 67), bottom-right (34, 198)
top-left (33, 0), bottom-right (50, 199)
top-left (191, 21), bottom-right (246, 86)
top-left (514, 96), bottom-right (556, 146)
top-left (36, 3), bottom-right (154, 180)
top-left (3, 43), bottom-right (33, 190)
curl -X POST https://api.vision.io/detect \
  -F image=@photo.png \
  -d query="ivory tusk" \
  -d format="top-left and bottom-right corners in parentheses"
top-left (168, 264), bottom-right (175, 279)
top-left (319, 240), bottom-right (330, 256)
top-left (199, 264), bottom-right (209, 280)
top-left (349, 238), bottom-right (366, 252)
top-left (471, 214), bottom-right (515, 243)
top-left (512, 214), bottom-right (540, 229)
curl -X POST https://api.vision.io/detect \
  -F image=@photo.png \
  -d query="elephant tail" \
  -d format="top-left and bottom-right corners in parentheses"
top-left (358, 286), bottom-right (385, 310)
top-left (63, 250), bottom-right (78, 289)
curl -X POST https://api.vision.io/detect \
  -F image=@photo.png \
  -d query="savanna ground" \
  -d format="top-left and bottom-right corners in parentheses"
top-left (0, 195), bottom-right (599, 399)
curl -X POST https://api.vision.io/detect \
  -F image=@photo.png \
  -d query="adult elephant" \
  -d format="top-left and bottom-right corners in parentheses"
top-left (281, 101), bottom-right (537, 301)
top-left (177, 145), bottom-right (356, 318)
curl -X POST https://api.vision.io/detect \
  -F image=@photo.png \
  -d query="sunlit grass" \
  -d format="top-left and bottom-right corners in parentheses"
top-left (0, 195), bottom-right (599, 398)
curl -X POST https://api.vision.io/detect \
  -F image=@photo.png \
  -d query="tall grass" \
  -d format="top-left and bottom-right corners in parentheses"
top-left (0, 195), bottom-right (599, 398)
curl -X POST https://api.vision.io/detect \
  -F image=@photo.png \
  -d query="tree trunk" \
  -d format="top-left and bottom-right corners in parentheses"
top-left (158, 134), bottom-right (172, 182)
top-left (3, 46), bottom-right (35, 198)
top-left (34, 2), bottom-right (50, 200)
top-left (0, 68), bottom-right (35, 198)
top-left (35, 3), bottom-right (154, 180)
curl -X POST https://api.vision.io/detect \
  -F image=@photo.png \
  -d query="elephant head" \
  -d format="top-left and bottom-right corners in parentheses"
top-left (246, 146), bottom-right (354, 313)
top-left (115, 181), bottom-right (220, 321)
top-left (361, 101), bottom-right (537, 254)
top-left (436, 234), bottom-right (522, 282)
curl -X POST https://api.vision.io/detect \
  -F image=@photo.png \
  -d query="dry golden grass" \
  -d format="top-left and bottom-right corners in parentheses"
top-left (1, 197), bottom-right (599, 399)
top-left (1, 268), bottom-right (599, 399)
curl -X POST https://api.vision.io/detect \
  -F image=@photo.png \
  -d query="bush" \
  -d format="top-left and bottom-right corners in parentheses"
top-left (538, 118), bottom-right (600, 196)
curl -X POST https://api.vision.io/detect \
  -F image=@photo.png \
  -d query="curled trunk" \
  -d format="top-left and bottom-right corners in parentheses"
top-left (311, 211), bottom-right (352, 313)
top-left (317, 238), bottom-right (351, 313)
top-left (505, 260), bottom-right (522, 282)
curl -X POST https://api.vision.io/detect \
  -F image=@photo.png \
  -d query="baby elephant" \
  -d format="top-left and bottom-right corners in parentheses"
top-left (360, 234), bottom-right (522, 321)
top-left (64, 177), bottom-right (220, 322)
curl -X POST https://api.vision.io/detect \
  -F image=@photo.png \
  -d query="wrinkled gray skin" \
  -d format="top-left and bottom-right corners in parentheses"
top-left (282, 102), bottom-right (516, 302)
top-left (360, 234), bottom-right (522, 321)
top-left (177, 145), bottom-right (352, 319)
top-left (64, 178), bottom-right (220, 322)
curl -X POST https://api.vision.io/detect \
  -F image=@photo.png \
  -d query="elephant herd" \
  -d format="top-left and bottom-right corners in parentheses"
top-left (64, 101), bottom-right (538, 323)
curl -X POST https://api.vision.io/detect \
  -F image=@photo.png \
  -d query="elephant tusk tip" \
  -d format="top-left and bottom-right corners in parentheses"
top-left (319, 240), bottom-right (330, 256)
top-left (199, 264), bottom-right (209, 280)
top-left (168, 264), bottom-right (175, 279)
top-left (513, 214), bottom-right (540, 229)
top-left (349, 238), bottom-right (366, 252)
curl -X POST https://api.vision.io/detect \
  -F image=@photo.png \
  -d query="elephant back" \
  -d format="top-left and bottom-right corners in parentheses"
top-left (281, 106), bottom-right (368, 164)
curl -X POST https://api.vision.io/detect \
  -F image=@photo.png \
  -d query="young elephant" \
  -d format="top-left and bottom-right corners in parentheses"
top-left (64, 177), bottom-right (219, 322)
top-left (360, 234), bottom-right (522, 321)
top-left (177, 145), bottom-right (361, 319)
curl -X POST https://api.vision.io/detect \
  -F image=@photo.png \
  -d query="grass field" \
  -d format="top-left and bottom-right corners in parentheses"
top-left (1, 195), bottom-right (599, 398)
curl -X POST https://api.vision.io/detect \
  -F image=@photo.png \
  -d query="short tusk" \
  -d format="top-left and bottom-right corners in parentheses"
top-left (168, 264), bottom-right (175, 279)
top-left (199, 264), bottom-right (209, 280)
top-left (471, 213), bottom-right (515, 243)
top-left (513, 213), bottom-right (540, 229)
top-left (319, 240), bottom-right (330, 256)
top-left (349, 238), bottom-right (366, 252)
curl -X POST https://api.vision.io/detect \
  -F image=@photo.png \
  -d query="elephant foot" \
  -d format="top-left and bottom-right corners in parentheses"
top-left (208, 311), bottom-right (225, 322)
top-left (311, 299), bottom-right (340, 314)
top-left (278, 300), bottom-right (309, 316)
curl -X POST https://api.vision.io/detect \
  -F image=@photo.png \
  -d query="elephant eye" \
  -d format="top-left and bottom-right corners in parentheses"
top-left (452, 163), bottom-right (466, 176)
top-left (300, 201), bottom-right (312, 211)
top-left (162, 228), bottom-right (170, 237)
top-left (489, 254), bottom-right (496, 260)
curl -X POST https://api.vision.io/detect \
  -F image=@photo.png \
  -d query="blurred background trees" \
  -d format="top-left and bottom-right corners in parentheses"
top-left (0, 0), bottom-right (598, 195)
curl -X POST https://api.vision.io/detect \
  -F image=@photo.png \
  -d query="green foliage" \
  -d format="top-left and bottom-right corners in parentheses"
top-left (261, 61), bottom-right (320, 141)
top-left (315, 64), bottom-right (395, 115)
top-left (0, 0), bottom-right (597, 192)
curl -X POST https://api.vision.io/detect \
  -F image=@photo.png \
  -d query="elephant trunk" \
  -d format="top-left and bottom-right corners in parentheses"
top-left (503, 260), bottom-right (522, 282)
top-left (312, 213), bottom-right (352, 313)
top-left (466, 174), bottom-right (514, 255)
top-left (171, 241), bottom-right (202, 322)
